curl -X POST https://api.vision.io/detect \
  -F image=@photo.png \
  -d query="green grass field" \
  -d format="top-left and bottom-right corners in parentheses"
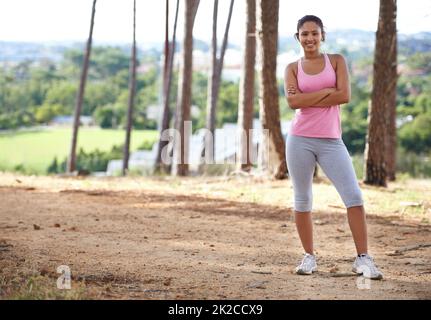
top-left (0, 127), bottom-right (159, 174)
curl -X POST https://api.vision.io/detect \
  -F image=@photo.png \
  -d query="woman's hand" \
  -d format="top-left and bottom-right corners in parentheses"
top-left (287, 85), bottom-right (297, 96)
top-left (284, 61), bottom-right (344, 109)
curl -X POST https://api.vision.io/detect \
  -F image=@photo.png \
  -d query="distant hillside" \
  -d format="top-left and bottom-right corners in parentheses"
top-left (1, 30), bottom-right (430, 63)
top-left (280, 30), bottom-right (431, 56)
top-left (0, 41), bottom-right (160, 64)
top-left (398, 32), bottom-right (431, 55)
top-left (0, 41), bottom-right (79, 63)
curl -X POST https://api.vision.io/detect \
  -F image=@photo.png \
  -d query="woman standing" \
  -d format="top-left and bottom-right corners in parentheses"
top-left (284, 15), bottom-right (383, 279)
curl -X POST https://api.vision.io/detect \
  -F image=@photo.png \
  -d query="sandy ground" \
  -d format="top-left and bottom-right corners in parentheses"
top-left (0, 173), bottom-right (430, 300)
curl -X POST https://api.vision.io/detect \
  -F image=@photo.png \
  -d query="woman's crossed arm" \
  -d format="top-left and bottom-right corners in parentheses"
top-left (284, 54), bottom-right (351, 109)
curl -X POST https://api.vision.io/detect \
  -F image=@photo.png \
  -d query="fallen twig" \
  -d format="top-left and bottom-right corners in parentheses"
top-left (328, 204), bottom-right (344, 209)
top-left (329, 273), bottom-right (357, 278)
top-left (246, 280), bottom-right (269, 289)
top-left (251, 271), bottom-right (272, 275)
top-left (387, 243), bottom-right (431, 256)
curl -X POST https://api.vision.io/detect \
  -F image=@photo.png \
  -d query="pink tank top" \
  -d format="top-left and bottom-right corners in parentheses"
top-left (290, 53), bottom-right (342, 139)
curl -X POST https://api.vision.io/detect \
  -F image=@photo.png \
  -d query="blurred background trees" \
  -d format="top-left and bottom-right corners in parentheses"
top-left (1, 1), bottom-right (430, 178)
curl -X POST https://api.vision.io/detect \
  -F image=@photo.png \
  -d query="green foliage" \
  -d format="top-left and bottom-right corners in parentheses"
top-left (83, 82), bottom-right (119, 115)
top-left (90, 47), bottom-right (131, 79)
top-left (4, 274), bottom-right (88, 300)
top-left (342, 116), bottom-right (368, 154)
top-left (52, 141), bottom-right (157, 174)
top-left (56, 146), bottom-right (124, 173)
top-left (0, 110), bottom-right (34, 129)
top-left (397, 74), bottom-right (431, 118)
top-left (396, 148), bottom-right (431, 178)
top-left (406, 52), bottom-right (431, 74)
top-left (217, 80), bottom-right (239, 126)
top-left (34, 103), bottom-right (67, 124)
top-left (93, 104), bottom-right (124, 129)
top-left (340, 75), bottom-right (370, 154)
top-left (0, 128), bottom-right (158, 174)
top-left (47, 157), bottom-right (59, 174)
top-left (0, 43), bottom-right (430, 177)
top-left (44, 81), bottom-right (77, 111)
top-left (191, 71), bottom-right (208, 129)
top-left (138, 140), bottom-right (155, 151)
top-left (399, 113), bottom-right (431, 153)
top-left (62, 46), bottom-right (130, 80)
top-left (0, 46), bottom-right (161, 130)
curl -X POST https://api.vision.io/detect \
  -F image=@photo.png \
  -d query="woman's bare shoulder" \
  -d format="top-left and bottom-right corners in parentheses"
top-left (328, 53), bottom-right (347, 62)
top-left (327, 53), bottom-right (346, 70)
top-left (285, 61), bottom-right (299, 75)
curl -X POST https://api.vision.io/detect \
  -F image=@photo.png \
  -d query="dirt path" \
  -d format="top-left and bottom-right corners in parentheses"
top-left (0, 174), bottom-right (430, 299)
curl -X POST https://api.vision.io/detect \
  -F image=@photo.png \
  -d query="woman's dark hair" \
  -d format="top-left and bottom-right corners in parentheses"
top-left (294, 15), bottom-right (326, 42)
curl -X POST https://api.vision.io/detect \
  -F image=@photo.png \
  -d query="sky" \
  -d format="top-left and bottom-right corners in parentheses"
top-left (0, 0), bottom-right (430, 45)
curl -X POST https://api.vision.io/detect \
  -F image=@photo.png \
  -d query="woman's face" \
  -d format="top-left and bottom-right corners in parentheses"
top-left (298, 21), bottom-right (323, 53)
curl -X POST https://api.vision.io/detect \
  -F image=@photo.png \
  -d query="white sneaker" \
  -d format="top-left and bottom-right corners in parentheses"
top-left (352, 254), bottom-right (383, 280)
top-left (295, 253), bottom-right (317, 275)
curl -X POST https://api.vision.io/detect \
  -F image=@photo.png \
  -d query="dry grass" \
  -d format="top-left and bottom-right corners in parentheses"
top-left (1, 172), bottom-right (429, 223)
top-left (1, 172), bottom-right (430, 300)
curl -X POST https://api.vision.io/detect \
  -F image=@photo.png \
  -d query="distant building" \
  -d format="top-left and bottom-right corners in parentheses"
top-left (106, 119), bottom-right (292, 175)
top-left (167, 48), bottom-right (300, 81)
top-left (50, 115), bottom-right (95, 127)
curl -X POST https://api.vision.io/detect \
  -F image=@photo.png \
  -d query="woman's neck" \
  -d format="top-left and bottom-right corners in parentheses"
top-left (303, 51), bottom-right (322, 60)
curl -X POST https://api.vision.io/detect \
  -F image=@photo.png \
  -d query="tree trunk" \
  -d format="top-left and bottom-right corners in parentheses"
top-left (163, 0), bottom-right (170, 91)
top-left (67, 0), bottom-right (96, 173)
top-left (172, 0), bottom-right (200, 176)
top-left (155, 0), bottom-right (180, 174)
top-left (237, 0), bottom-right (256, 172)
top-left (204, 0), bottom-right (235, 165)
top-left (386, 4), bottom-right (398, 181)
top-left (203, 0), bottom-right (219, 165)
top-left (364, 0), bottom-right (397, 187)
top-left (387, 79), bottom-right (398, 181)
top-left (122, 0), bottom-right (137, 176)
top-left (256, 0), bottom-right (287, 179)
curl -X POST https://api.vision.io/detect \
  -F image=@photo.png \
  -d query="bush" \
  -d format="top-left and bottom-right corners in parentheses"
top-left (47, 157), bottom-right (59, 174)
top-left (0, 111), bottom-right (35, 129)
top-left (138, 140), bottom-right (155, 151)
top-left (396, 148), bottom-right (431, 178)
top-left (93, 104), bottom-right (124, 129)
top-left (51, 145), bottom-right (124, 174)
top-left (34, 104), bottom-right (67, 124)
top-left (399, 113), bottom-right (431, 153)
top-left (11, 163), bottom-right (38, 175)
top-left (351, 149), bottom-right (431, 179)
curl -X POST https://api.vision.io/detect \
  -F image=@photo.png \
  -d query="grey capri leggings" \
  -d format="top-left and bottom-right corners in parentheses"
top-left (286, 134), bottom-right (364, 212)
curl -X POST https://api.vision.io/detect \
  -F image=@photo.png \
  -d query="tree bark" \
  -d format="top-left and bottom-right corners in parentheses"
top-left (237, 0), bottom-right (256, 172)
top-left (172, 0), bottom-right (200, 176)
top-left (122, 0), bottom-right (137, 176)
top-left (386, 7), bottom-right (398, 181)
top-left (155, 0), bottom-right (180, 174)
top-left (203, 0), bottom-right (219, 165)
top-left (387, 75), bottom-right (398, 181)
top-left (204, 0), bottom-right (235, 165)
top-left (256, 0), bottom-right (287, 179)
top-left (67, 0), bottom-right (96, 173)
top-left (163, 0), bottom-right (170, 90)
top-left (364, 0), bottom-right (397, 186)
